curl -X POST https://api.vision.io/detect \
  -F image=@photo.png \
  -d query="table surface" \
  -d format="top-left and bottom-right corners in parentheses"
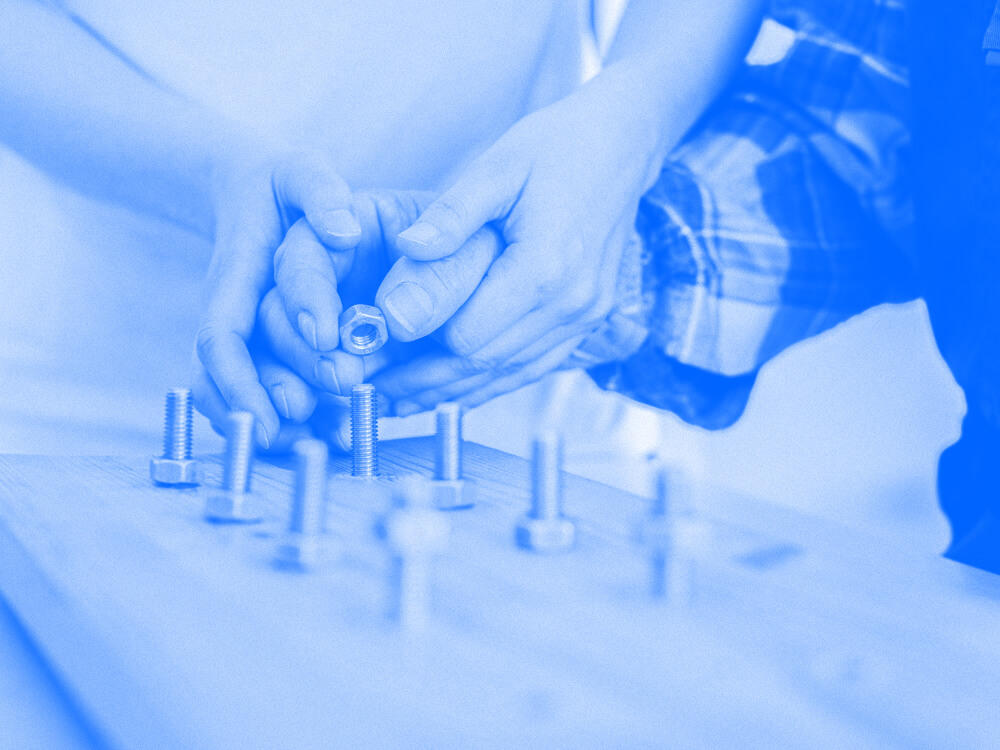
top-left (0, 439), bottom-right (998, 749)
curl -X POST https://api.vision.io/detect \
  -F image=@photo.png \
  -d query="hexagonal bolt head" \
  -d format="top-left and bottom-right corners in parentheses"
top-left (429, 478), bottom-right (475, 510)
top-left (274, 534), bottom-right (320, 570)
top-left (339, 304), bottom-right (389, 356)
top-left (515, 516), bottom-right (576, 554)
top-left (150, 457), bottom-right (202, 486)
top-left (203, 492), bottom-right (262, 524)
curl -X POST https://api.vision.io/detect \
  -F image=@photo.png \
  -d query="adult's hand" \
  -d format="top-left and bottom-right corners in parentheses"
top-left (192, 147), bottom-right (362, 448)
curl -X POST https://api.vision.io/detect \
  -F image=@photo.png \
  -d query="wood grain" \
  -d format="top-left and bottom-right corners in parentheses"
top-left (0, 440), bottom-right (998, 749)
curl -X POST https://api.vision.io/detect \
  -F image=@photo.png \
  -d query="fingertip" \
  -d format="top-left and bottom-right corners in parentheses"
top-left (397, 224), bottom-right (450, 261)
top-left (316, 209), bottom-right (362, 249)
top-left (297, 311), bottom-right (320, 351)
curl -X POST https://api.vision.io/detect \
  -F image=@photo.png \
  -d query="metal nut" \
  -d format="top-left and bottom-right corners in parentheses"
top-left (429, 479), bottom-right (475, 510)
top-left (150, 457), bottom-right (202, 486)
top-left (515, 517), bottom-right (575, 554)
top-left (339, 304), bottom-right (388, 356)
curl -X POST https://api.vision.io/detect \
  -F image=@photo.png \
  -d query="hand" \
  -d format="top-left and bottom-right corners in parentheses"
top-left (191, 145), bottom-right (363, 448)
top-left (371, 72), bottom-right (665, 411)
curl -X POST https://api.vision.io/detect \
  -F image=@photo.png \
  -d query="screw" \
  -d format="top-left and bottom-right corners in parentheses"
top-left (382, 476), bottom-right (450, 631)
top-left (429, 403), bottom-right (474, 510)
top-left (515, 432), bottom-right (575, 553)
top-left (351, 384), bottom-right (379, 477)
top-left (275, 439), bottom-right (329, 569)
top-left (150, 388), bottom-right (201, 486)
top-left (204, 411), bottom-right (262, 524)
top-left (637, 461), bottom-right (701, 603)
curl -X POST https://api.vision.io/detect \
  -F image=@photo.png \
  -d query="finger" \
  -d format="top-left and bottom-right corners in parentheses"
top-left (255, 350), bottom-right (318, 424)
top-left (274, 218), bottom-right (344, 351)
top-left (259, 288), bottom-right (369, 395)
top-left (375, 225), bottom-right (503, 341)
top-left (198, 224), bottom-right (280, 448)
top-left (190, 363), bottom-right (230, 437)
top-left (308, 397), bottom-right (354, 454)
top-left (395, 151), bottom-right (520, 261)
top-left (452, 336), bottom-right (583, 411)
top-left (386, 326), bottom-right (586, 414)
top-left (275, 153), bottom-right (361, 250)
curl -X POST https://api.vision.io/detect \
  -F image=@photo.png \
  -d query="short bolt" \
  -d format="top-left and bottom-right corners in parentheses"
top-left (515, 432), bottom-right (575, 553)
top-left (430, 402), bottom-right (474, 510)
top-left (275, 439), bottom-right (329, 569)
top-left (351, 384), bottom-right (379, 477)
top-left (150, 388), bottom-right (201, 486)
top-left (204, 411), bottom-right (261, 524)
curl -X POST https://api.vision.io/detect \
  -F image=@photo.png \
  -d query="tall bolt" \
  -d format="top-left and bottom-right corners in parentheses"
top-left (204, 411), bottom-right (261, 524)
top-left (637, 461), bottom-right (700, 604)
top-left (275, 439), bottom-right (329, 569)
top-left (351, 384), bottom-right (378, 477)
top-left (515, 431), bottom-right (575, 553)
top-left (382, 476), bottom-right (450, 631)
top-left (435, 402), bottom-right (462, 481)
top-left (150, 388), bottom-right (201, 486)
top-left (429, 403), bottom-right (474, 510)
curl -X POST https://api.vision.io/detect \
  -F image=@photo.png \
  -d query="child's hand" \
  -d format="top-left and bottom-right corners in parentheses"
top-left (191, 146), bottom-right (362, 449)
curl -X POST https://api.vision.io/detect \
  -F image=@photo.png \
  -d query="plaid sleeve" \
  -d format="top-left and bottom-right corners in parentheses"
top-left (581, 0), bottom-right (914, 428)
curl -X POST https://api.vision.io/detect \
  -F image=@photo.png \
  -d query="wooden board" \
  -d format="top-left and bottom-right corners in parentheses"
top-left (0, 440), bottom-right (999, 749)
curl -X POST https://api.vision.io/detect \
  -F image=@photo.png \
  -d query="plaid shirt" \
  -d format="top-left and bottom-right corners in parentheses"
top-left (582, 0), bottom-right (913, 428)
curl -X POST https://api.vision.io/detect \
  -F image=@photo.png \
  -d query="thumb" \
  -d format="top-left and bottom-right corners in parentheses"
top-left (376, 226), bottom-right (503, 341)
top-left (395, 151), bottom-right (518, 261)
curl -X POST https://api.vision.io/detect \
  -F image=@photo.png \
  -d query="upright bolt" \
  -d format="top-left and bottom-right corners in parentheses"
top-left (150, 388), bottom-right (201, 486)
top-left (351, 384), bottom-right (379, 477)
top-left (515, 432), bottom-right (575, 553)
top-left (204, 411), bottom-right (262, 524)
top-left (636, 461), bottom-right (702, 604)
top-left (381, 476), bottom-right (450, 631)
top-left (429, 403), bottom-right (474, 510)
top-left (275, 439), bottom-right (329, 569)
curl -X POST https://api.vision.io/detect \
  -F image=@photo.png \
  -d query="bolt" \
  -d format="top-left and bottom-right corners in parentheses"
top-left (204, 411), bottom-right (262, 524)
top-left (636, 461), bottom-right (702, 603)
top-left (429, 402), bottom-right (474, 510)
top-left (275, 439), bottom-right (329, 569)
top-left (150, 388), bottom-right (201, 486)
top-left (515, 432), bottom-right (575, 553)
top-left (351, 384), bottom-right (379, 477)
top-left (382, 476), bottom-right (450, 631)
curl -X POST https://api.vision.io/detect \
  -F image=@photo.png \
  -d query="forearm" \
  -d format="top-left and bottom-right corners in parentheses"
top-left (0, 0), bottom-right (258, 238)
top-left (597, 0), bottom-right (766, 175)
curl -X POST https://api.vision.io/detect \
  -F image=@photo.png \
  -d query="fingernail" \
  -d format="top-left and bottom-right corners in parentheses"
top-left (382, 282), bottom-right (434, 334)
top-left (255, 422), bottom-right (271, 450)
top-left (396, 401), bottom-right (420, 418)
top-left (313, 358), bottom-right (341, 394)
top-left (323, 209), bottom-right (362, 239)
top-left (271, 384), bottom-right (290, 419)
top-left (298, 311), bottom-right (319, 350)
top-left (398, 222), bottom-right (439, 248)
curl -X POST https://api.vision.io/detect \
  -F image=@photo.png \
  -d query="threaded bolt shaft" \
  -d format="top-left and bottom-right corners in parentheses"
top-left (290, 439), bottom-right (327, 535)
top-left (531, 431), bottom-right (562, 520)
top-left (351, 384), bottom-right (378, 477)
top-left (223, 411), bottom-right (255, 493)
top-left (652, 462), bottom-right (669, 518)
top-left (434, 402), bottom-right (462, 481)
top-left (163, 388), bottom-right (193, 460)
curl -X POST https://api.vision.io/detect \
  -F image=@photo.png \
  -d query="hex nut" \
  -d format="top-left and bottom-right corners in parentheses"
top-left (429, 478), bottom-right (475, 510)
top-left (150, 457), bottom-right (202, 486)
top-left (515, 516), bottom-right (576, 554)
top-left (339, 304), bottom-right (389, 356)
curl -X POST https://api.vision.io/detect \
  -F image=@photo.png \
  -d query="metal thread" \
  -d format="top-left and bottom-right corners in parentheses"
top-left (652, 463), bottom-right (669, 518)
top-left (435, 403), bottom-right (462, 481)
top-left (223, 411), bottom-right (255, 493)
top-left (290, 439), bottom-right (328, 535)
top-left (531, 432), bottom-right (562, 520)
top-left (351, 384), bottom-right (378, 477)
top-left (163, 388), bottom-right (193, 460)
